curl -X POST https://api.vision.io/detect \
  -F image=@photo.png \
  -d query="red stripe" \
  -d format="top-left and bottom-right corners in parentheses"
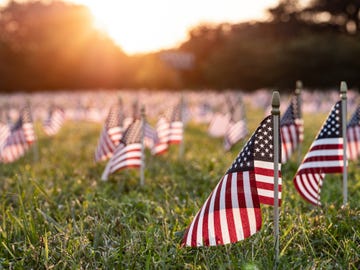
top-left (224, 175), bottom-right (237, 243)
top-left (310, 144), bottom-right (342, 151)
top-left (213, 179), bottom-right (223, 245)
top-left (303, 155), bottom-right (343, 163)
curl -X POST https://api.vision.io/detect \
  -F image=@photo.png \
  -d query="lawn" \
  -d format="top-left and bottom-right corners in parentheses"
top-left (0, 104), bottom-right (359, 269)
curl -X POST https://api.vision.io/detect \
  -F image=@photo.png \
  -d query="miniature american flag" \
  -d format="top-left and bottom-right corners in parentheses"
top-left (293, 101), bottom-right (344, 206)
top-left (280, 94), bottom-right (303, 163)
top-left (347, 105), bottom-right (360, 161)
top-left (182, 115), bottom-right (281, 247)
top-left (152, 103), bottom-right (183, 155)
top-left (0, 105), bottom-right (35, 163)
top-left (101, 119), bottom-right (142, 181)
top-left (43, 106), bottom-right (66, 136)
top-left (95, 104), bottom-right (123, 162)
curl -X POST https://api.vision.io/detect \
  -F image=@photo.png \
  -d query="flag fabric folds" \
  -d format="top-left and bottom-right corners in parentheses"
top-left (182, 115), bottom-right (281, 247)
top-left (0, 122), bottom-right (10, 152)
top-left (101, 119), bottom-right (142, 181)
top-left (95, 104), bottom-right (123, 162)
top-left (224, 99), bottom-right (248, 151)
top-left (293, 101), bottom-right (344, 206)
top-left (347, 105), bottom-right (360, 161)
top-left (152, 103), bottom-right (183, 155)
top-left (280, 94), bottom-right (303, 163)
top-left (0, 105), bottom-right (35, 163)
top-left (43, 106), bottom-right (66, 136)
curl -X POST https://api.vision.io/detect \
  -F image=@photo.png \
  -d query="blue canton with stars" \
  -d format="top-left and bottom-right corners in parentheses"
top-left (347, 105), bottom-right (360, 128)
top-left (226, 115), bottom-right (278, 173)
top-left (280, 95), bottom-right (301, 126)
top-left (316, 101), bottom-right (342, 140)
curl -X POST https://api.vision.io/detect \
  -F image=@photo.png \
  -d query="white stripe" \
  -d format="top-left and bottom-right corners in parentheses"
top-left (299, 160), bottom-right (343, 170)
top-left (219, 175), bottom-right (230, 244)
top-left (305, 149), bottom-right (343, 158)
top-left (311, 137), bottom-right (343, 147)
top-left (208, 178), bottom-right (222, 246)
top-left (111, 151), bottom-right (141, 165)
top-left (301, 173), bottom-right (319, 202)
top-left (231, 173), bottom-right (244, 241)
top-left (295, 174), bottom-right (319, 205)
top-left (110, 159), bottom-right (141, 173)
top-left (243, 171), bottom-right (256, 235)
top-left (254, 160), bottom-right (281, 170)
top-left (113, 143), bottom-right (141, 157)
top-left (257, 189), bottom-right (282, 199)
top-left (255, 174), bottom-right (282, 185)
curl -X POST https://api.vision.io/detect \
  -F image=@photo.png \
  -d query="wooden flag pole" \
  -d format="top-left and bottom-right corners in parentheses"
top-left (340, 81), bottom-right (348, 205)
top-left (140, 105), bottom-right (145, 186)
top-left (295, 80), bottom-right (302, 165)
top-left (271, 91), bottom-right (280, 268)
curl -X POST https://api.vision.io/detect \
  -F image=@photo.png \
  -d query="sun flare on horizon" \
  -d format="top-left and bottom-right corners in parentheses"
top-left (67, 0), bottom-right (279, 55)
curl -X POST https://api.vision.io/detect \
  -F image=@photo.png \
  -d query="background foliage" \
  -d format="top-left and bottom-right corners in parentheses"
top-left (0, 0), bottom-right (360, 92)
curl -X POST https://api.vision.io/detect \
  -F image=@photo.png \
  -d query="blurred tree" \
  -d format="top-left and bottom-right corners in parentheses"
top-left (303, 0), bottom-right (360, 34)
top-left (0, 0), bottom-right (132, 91)
top-left (132, 53), bottom-right (181, 89)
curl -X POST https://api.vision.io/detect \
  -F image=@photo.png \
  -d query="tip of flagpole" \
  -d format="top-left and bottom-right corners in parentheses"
top-left (340, 81), bottom-right (348, 93)
top-left (295, 80), bottom-right (302, 94)
top-left (271, 91), bottom-right (280, 115)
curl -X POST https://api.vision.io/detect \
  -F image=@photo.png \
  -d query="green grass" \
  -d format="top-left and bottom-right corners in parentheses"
top-left (0, 110), bottom-right (359, 269)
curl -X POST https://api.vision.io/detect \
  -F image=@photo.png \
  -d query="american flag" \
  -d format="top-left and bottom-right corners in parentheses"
top-left (168, 103), bottom-right (183, 144)
top-left (207, 112), bottom-right (230, 138)
top-left (43, 106), bottom-right (66, 136)
top-left (182, 115), bottom-right (281, 247)
top-left (293, 101), bottom-right (344, 206)
top-left (280, 94), bottom-right (303, 163)
top-left (101, 119), bottom-right (142, 181)
top-left (224, 101), bottom-right (248, 151)
top-left (0, 105), bottom-right (35, 163)
top-left (152, 103), bottom-right (183, 155)
top-left (144, 122), bottom-right (157, 149)
top-left (94, 104), bottom-right (123, 162)
top-left (347, 105), bottom-right (360, 161)
top-left (0, 122), bottom-right (10, 152)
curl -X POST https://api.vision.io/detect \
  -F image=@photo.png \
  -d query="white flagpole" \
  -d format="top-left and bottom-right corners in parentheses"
top-left (271, 91), bottom-right (280, 268)
top-left (140, 105), bottom-right (145, 186)
top-left (340, 81), bottom-right (348, 205)
top-left (295, 80), bottom-right (302, 165)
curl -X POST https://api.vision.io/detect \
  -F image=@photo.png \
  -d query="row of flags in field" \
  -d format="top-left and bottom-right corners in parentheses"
top-left (1, 85), bottom-right (360, 251)
top-left (182, 83), bottom-right (353, 250)
top-left (95, 98), bottom-right (184, 180)
top-left (0, 104), bottom-right (66, 163)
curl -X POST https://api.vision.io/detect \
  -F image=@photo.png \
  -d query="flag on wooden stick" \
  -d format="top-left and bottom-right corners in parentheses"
top-left (347, 105), bottom-right (360, 161)
top-left (182, 112), bottom-right (281, 247)
top-left (101, 119), bottom-right (142, 181)
top-left (152, 102), bottom-right (183, 155)
top-left (280, 92), bottom-right (303, 163)
top-left (224, 96), bottom-right (248, 151)
top-left (95, 104), bottom-right (123, 162)
top-left (293, 101), bottom-right (345, 206)
top-left (43, 106), bottom-right (66, 136)
top-left (0, 105), bottom-right (35, 163)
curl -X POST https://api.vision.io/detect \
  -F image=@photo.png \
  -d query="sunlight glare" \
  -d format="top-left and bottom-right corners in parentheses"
top-left (69, 0), bottom-right (279, 55)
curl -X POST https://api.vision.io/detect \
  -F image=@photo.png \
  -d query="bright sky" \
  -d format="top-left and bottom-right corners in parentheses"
top-left (69, 0), bottom-right (280, 54)
top-left (1, 0), bottom-right (280, 54)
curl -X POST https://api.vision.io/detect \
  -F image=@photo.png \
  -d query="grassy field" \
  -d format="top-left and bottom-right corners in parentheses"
top-left (0, 107), bottom-right (359, 269)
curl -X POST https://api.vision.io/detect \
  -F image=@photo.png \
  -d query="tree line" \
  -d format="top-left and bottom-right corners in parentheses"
top-left (0, 0), bottom-right (360, 92)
